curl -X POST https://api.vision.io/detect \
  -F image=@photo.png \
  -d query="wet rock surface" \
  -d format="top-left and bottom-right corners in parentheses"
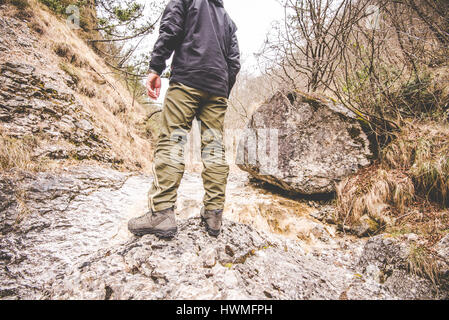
top-left (47, 218), bottom-right (447, 300)
top-left (237, 91), bottom-right (374, 194)
top-left (48, 218), bottom-right (369, 300)
top-left (1, 166), bottom-right (446, 300)
top-left (0, 166), bottom-right (151, 299)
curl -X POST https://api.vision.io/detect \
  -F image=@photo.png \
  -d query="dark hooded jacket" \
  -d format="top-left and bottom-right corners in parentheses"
top-left (149, 0), bottom-right (241, 98)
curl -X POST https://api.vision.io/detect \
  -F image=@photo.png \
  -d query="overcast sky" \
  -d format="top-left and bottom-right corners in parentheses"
top-left (223, 0), bottom-right (284, 73)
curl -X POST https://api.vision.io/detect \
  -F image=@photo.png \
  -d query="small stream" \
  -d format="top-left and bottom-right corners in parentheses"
top-left (177, 169), bottom-right (341, 251)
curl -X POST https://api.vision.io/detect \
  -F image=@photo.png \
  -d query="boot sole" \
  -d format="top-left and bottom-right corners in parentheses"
top-left (131, 227), bottom-right (177, 239)
top-left (201, 216), bottom-right (220, 237)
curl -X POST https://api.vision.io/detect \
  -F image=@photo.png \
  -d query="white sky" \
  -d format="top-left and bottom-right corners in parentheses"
top-left (223, 0), bottom-right (284, 73)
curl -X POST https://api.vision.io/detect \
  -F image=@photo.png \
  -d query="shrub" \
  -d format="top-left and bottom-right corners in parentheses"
top-left (39, 0), bottom-right (71, 14)
top-left (391, 72), bottom-right (449, 119)
top-left (53, 43), bottom-right (86, 67)
top-left (2, 0), bottom-right (30, 9)
top-left (37, 0), bottom-right (92, 33)
top-left (59, 62), bottom-right (80, 85)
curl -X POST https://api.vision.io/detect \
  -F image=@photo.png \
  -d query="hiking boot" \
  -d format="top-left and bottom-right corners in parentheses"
top-left (128, 207), bottom-right (177, 239)
top-left (200, 207), bottom-right (223, 237)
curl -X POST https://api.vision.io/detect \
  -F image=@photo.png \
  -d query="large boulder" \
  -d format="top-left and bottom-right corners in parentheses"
top-left (236, 91), bottom-right (374, 194)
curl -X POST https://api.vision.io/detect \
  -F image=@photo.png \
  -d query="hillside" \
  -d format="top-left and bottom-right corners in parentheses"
top-left (0, 0), bottom-right (154, 174)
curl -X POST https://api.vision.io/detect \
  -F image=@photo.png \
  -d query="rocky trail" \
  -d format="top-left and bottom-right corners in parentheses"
top-left (1, 2), bottom-right (448, 300)
top-left (1, 166), bottom-right (446, 300)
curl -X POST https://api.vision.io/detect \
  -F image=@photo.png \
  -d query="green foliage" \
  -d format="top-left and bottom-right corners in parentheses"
top-left (95, 0), bottom-right (163, 40)
top-left (113, 3), bottom-right (142, 22)
top-left (3, 0), bottom-right (30, 9)
top-left (39, 0), bottom-right (66, 13)
top-left (39, 0), bottom-right (86, 15)
top-left (42, 0), bottom-right (164, 79)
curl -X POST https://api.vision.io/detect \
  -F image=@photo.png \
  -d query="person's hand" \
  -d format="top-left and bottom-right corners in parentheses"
top-left (146, 73), bottom-right (161, 100)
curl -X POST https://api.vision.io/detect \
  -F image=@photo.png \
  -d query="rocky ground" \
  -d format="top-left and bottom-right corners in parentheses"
top-left (0, 11), bottom-right (120, 164)
top-left (0, 61), bottom-right (118, 163)
top-left (1, 166), bottom-right (447, 300)
top-left (1, 2), bottom-right (448, 300)
top-left (0, 166), bottom-right (149, 298)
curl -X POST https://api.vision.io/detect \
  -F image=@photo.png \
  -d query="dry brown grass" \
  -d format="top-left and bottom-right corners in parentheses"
top-left (336, 166), bottom-right (415, 227)
top-left (336, 121), bottom-right (449, 238)
top-left (407, 243), bottom-right (441, 285)
top-left (383, 122), bottom-right (449, 207)
top-left (23, 0), bottom-right (155, 172)
top-left (0, 133), bottom-right (45, 172)
top-left (336, 121), bottom-right (449, 282)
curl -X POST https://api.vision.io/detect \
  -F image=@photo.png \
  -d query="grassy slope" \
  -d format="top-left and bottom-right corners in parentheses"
top-left (0, 0), bottom-right (155, 173)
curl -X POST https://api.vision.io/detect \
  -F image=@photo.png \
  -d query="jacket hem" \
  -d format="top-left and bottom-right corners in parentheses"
top-left (171, 68), bottom-right (229, 98)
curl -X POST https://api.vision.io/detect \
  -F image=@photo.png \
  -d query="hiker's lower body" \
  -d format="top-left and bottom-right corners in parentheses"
top-left (128, 82), bottom-right (229, 238)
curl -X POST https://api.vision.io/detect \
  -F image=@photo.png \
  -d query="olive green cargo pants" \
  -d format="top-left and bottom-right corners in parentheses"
top-left (148, 82), bottom-right (229, 212)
